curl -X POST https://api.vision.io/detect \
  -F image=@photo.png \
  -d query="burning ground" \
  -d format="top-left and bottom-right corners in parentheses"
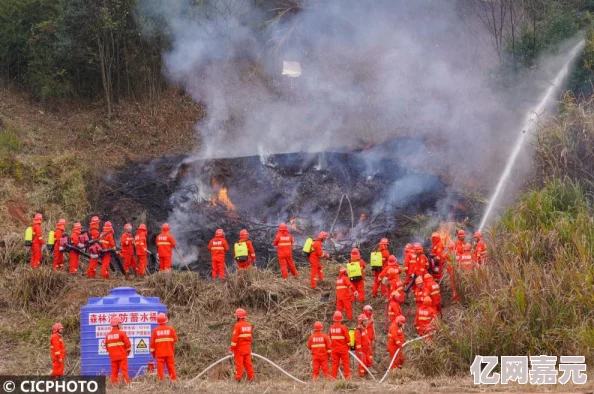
top-left (97, 137), bottom-right (481, 274)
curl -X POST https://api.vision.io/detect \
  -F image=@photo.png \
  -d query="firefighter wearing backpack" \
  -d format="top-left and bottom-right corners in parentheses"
top-left (371, 238), bottom-right (389, 297)
top-left (354, 314), bottom-right (372, 377)
top-left (86, 216), bottom-right (101, 278)
top-left (346, 248), bottom-right (366, 302)
top-left (387, 315), bottom-right (406, 370)
top-left (134, 224), bottom-right (148, 276)
top-left (307, 321), bottom-right (332, 380)
top-left (53, 219), bottom-right (67, 271)
top-left (120, 223), bottom-right (136, 276)
top-left (308, 232), bottom-right (329, 289)
top-left (69, 222), bottom-right (82, 275)
top-left (99, 221), bottom-right (115, 279)
top-left (30, 213), bottom-right (44, 268)
top-left (234, 229), bottom-right (255, 269)
top-left (430, 232), bottom-right (445, 280)
top-left (208, 229), bottom-right (228, 280)
top-left (329, 311), bottom-right (351, 379)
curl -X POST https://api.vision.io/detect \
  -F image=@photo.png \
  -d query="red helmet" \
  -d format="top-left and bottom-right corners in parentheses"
top-left (414, 243), bottom-right (423, 252)
top-left (162, 223), bottom-right (170, 231)
top-left (317, 231), bottom-right (329, 240)
top-left (279, 223), bottom-right (287, 231)
top-left (124, 223), bottom-right (132, 231)
top-left (57, 219), bottom-right (66, 229)
top-left (52, 323), bottom-right (63, 333)
top-left (157, 313), bottom-right (168, 324)
top-left (34, 213), bottom-right (43, 223)
top-left (333, 311), bottom-right (343, 321)
top-left (240, 229), bottom-right (248, 238)
top-left (350, 248), bottom-right (360, 259)
top-left (405, 243), bottom-right (412, 250)
top-left (138, 224), bottom-right (147, 231)
top-left (363, 305), bottom-right (373, 312)
top-left (338, 266), bottom-right (347, 275)
top-left (313, 321), bottom-right (323, 331)
top-left (215, 229), bottom-right (224, 237)
top-left (474, 231), bottom-right (483, 239)
top-left (91, 216), bottom-right (99, 223)
top-left (431, 232), bottom-right (440, 239)
top-left (390, 291), bottom-right (402, 302)
top-left (110, 317), bottom-right (121, 326)
top-left (379, 238), bottom-right (389, 245)
top-left (464, 243), bottom-right (472, 251)
top-left (73, 222), bottom-right (82, 230)
top-left (423, 296), bottom-right (432, 305)
top-left (387, 255), bottom-right (397, 266)
top-left (424, 273), bottom-right (432, 280)
top-left (458, 229), bottom-right (466, 237)
top-left (234, 308), bottom-right (247, 319)
top-left (395, 315), bottom-right (406, 325)
top-left (103, 221), bottom-right (113, 231)
top-left (357, 314), bottom-right (368, 324)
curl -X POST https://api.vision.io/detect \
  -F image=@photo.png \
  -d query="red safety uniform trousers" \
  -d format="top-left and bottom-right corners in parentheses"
top-left (312, 355), bottom-right (330, 379)
top-left (336, 298), bottom-right (353, 320)
top-left (101, 253), bottom-right (111, 279)
top-left (350, 280), bottom-right (365, 302)
top-left (212, 257), bottom-right (226, 279)
top-left (331, 351), bottom-right (350, 379)
top-left (159, 255), bottom-right (172, 271)
top-left (110, 358), bottom-right (130, 384)
top-left (51, 360), bottom-right (64, 377)
top-left (310, 262), bottom-right (324, 288)
top-left (372, 271), bottom-right (388, 296)
top-left (137, 255), bottom-right (147, 276)
top-left (387, 344), bottom-right (405, 369)
top-left (234, 352), bottom-right (254, 381)
top-left (87, 258), bottom-right (99, 278)
top-left (122, 253), bottom-right (137, 274)
top-left (278, 256), bottom-right (298, 279)
top-left (69, 251), bottom-right (79, 274)
top-left (156, 356), bottom-right (177, 381)
top-left (30, 243), bottom-right (42, 268)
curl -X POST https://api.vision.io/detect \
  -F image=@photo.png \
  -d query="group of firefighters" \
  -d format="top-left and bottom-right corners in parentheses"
top-left (46, 219), bottom-right (487, 383)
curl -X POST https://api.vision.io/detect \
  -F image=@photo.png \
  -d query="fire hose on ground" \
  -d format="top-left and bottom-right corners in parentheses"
top-left (348, 351), bottom-right (376, 380)
top-left (379, 333), bottom-right (433, 383)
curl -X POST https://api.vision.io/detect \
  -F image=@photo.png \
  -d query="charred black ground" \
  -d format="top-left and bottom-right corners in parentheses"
top-left (97, 138), bottom-right (477, 274)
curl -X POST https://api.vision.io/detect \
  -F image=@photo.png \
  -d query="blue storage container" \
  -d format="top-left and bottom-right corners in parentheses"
top-left (81, 287), bottom-right (167, 377)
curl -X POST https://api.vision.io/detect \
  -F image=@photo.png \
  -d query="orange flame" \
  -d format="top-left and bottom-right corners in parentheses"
top-left (289, 217), bottom-right (297, 230)
top-left (210, 178), bottom-right (236, 211)
top-left (438, 222), bottom-right (455, 246)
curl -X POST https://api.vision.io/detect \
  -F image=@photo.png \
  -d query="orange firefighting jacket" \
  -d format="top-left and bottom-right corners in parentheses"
top-left (150, 324), bottom-right (178, 358)
top-left (379, 244), bottom-right (390, 267)
top-left (388, 300), bottom-right (403, 322)
top-left (50, 333), bottom-right (65, 361)
top-left (474, 240), bottom-right (487, 265)
top-left (415, 304), bottom-right (437, 331)
top-left (335, 273), bottom-right (355, 300)
top-left (363, 311), bottom-right (375, 342)
top-left (273, 231), bottom-right (293, 258)
top-left (459, 251), bottom-right (474, 271)
top-left (307, 332), bottom-right (332, 357)
top-left (156, 231), bottom-right (176, 257)
top-left (309, 239), bottom-right (328, 265)
top-left (230, 320), bottom-right (253, 355)
top-left (354, 326), bottom-right (370, 354)
top-left (120, 232), bottom-right (135, 255)
top-left (387, 322), bottom-right (405, 349)
top-left (208, 236), bottom-right (229, 258)
top-left (134, 230), bottom-right (147, 257)
top-left (99, 231), bottom-right (115, 250)
top-left (105, 327), bottom-right (131, 361)
top-left (329, 322), bottom-right (350, 353)
top-left (33, 223), bottom-right (44, 245)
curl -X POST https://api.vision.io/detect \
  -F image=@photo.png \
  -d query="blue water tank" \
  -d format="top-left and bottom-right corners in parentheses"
top-left (81, 287), bottom-right (167, 377)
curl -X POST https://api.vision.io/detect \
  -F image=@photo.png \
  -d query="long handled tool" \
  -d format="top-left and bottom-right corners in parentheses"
top-left (175, 247), bottom-right (191, 271)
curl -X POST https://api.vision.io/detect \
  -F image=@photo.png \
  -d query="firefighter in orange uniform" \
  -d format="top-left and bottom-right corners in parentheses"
top-left (336, 266), bottom-right (357, 320)
top-left (208, 229), bottom-right (229, 280)
top-left (273, 223), bottom-right (298, 279)
top-left (50, 323), bottom-right (66, 378)
top-left (99, 221), bottom-right (115, 279)
top-left (424, 273), bottom-right (442, 317)
top-left (150, 313), bottom-right (178, 381)
top-left (413, 275), bottom-right (429, 306)
top-left (53, 219), bottom-right (66, 270)
top-left (459, 243), bottom-right (474, 271)
top-left (69, 222), bottom-right (82, 275)
top-left (429, 232), bottom-right (445, 280)
top-left (346, 248), bottom-right (366, 302)
top-left (105, 317), bottom-right (131, 385)
top-left (309, 231), bottom-right (329, 289)
top-left (329, 311), bottom-right (351, 379)
top-left (415, 296), bottom-right (437, 338)
top-left (86, 216), bottom-right (100, 277)
top-left (473, 231), bottom-right (487, 266)
top-left (234, 229), bottom-right (255, 269)
top-left (354, 314), bottom-right (372, 377)
top-left (362, 305), bottom-right (375, 356)
top-left (156, 223), bottom-right (176, 272)
top-left (134, 224), bottom-right (148, 276)
top-left (388, 291), bottom-right (403, 323)
top-left (387, 315), bottom-right (406, 369)
top-left (120, 223), bottom-right (136, 276)
top-left (379, 255), bottom-right (402, 299)
top-left (230, 308), bottom-right (254, 382)
top-left (454, 230), bottom-right (466, 257)
top-left (372, 238), bottom-right (390, 297)
top-left (30, 213), bottom-right (44, 268)
top-left (307, 321), bottom-right (332, 380)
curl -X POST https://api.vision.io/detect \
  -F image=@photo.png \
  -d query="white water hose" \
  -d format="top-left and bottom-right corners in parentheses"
top-left (348, 351), bottom-right (376, 380)
top-left (379, 333), bottom-right (433, 383)
top-left (186, 353), bottom-right (306, 386)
